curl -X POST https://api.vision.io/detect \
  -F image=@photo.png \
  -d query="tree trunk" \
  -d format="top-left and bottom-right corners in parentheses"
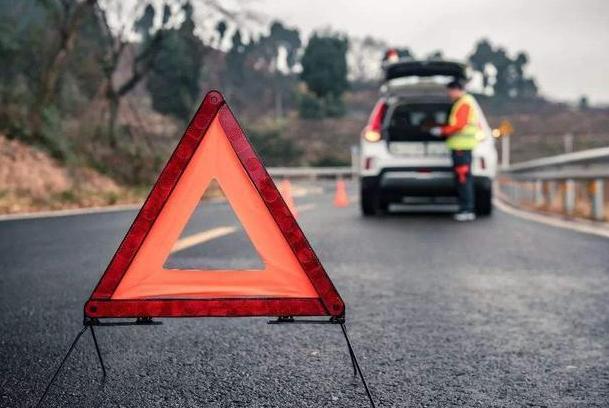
top-left (275, 88), bottom-right (283, 120)
top-left (32, 0), bottom-right (96, 137)
top-left (107, 91), bottom-right (120, 149)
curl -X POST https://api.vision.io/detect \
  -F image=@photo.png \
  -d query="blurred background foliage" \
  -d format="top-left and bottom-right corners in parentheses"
top-left (0, 0), bottom-right (604, 204)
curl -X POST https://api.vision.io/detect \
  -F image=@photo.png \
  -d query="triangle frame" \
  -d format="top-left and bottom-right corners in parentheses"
top-left (84, 91), bottom-right (345, 319)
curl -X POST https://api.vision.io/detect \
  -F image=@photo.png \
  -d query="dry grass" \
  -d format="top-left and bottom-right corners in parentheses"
top-left (0, 134), bottom-right (144, 214)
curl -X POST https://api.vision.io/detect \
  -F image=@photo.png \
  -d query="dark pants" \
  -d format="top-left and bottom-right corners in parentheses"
top-left (451, 150), bottom-right (474, 212)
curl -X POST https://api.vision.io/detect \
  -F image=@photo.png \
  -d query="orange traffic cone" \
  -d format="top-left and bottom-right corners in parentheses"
top-left (334, 178), bottom-right (349, 208)
top-left (280, 179), bottom-right (299, 218)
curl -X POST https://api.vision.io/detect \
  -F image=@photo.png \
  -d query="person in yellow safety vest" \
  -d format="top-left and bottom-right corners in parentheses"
top-left (429, 80), bottom-right (482, 221)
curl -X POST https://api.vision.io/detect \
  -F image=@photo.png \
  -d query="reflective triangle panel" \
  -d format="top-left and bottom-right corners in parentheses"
top-left (85, 91), bottom-right (345, 318)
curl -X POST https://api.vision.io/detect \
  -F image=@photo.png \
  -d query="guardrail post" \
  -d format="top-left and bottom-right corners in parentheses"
top-left (502, 148), bottom-right (609, 218)
top-left (535, 180), bottom-right (544, 207)
top-left (591, 179), bottom-right (605, 221)
top-left (564, 179), bottom-right (575, 215)
top-left (501, 134), bottom-right (510, 170)
top-left (548, 181), bottom-right (555, 205)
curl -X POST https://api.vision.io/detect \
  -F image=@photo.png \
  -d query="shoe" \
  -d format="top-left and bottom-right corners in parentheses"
top-left (453, 211), bottom-right (476, 222)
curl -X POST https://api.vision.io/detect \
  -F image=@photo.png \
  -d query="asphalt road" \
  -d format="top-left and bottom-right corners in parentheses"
top-left (1, 182), bottom-right (608, 407)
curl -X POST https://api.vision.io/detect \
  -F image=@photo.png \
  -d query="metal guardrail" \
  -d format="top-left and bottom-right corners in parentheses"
top-left (503, 146), bottom-right (609, 180)
top-left (499, 147), bottom-right (609, 221)
top-left (267, 166), bottom-right (355, 179)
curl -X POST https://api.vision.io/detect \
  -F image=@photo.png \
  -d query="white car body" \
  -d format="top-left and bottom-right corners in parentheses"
top-left (359, 60), bottom-right (498, 215)
top-left (360, 97), bottom-right (497, 179)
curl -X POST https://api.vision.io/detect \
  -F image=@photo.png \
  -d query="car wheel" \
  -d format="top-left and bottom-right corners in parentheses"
top-left (475, 186), bottom-right (493, 216)
top-left (378, 196), bottom-right (390, 214)
top-left (360, 191), bottom-right (377, 216)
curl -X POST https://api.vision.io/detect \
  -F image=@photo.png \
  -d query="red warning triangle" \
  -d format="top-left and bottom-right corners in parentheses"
top-left (85, 91), bottom-right (344, 318)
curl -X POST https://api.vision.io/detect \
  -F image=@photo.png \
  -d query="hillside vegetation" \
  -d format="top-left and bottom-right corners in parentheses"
top-left (0, 1), bottom-right (606, 214)
top-left (0, 134), bottom-right (143, 213)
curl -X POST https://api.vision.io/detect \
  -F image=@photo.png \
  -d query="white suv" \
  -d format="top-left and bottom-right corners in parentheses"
top-left (359, 59), bottom-right (497, 216)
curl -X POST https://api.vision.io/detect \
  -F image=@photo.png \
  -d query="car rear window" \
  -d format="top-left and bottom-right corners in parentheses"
top-left (387, 103), bottom-right (451, 142)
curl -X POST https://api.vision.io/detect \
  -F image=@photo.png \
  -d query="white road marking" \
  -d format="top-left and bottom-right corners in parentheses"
top-left (2, 192), bottom-right (317, 256)
top-left (171, 226), bottom-right (238, 253)
top-left (493, 199), bottom-right (609, 239)
top-left (291, 185), bottom-right (323, 197)
top-left (297, 203), bottom-right (316, 212)
top-left (170, 203), bottom-right (317, 253)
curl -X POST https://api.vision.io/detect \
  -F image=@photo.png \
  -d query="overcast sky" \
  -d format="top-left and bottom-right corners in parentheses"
top-left (257, 0), bottom-right (609, 104)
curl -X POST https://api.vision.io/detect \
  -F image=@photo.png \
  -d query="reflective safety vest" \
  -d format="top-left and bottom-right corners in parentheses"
top-left (446, 94), bottom-right (482, 151)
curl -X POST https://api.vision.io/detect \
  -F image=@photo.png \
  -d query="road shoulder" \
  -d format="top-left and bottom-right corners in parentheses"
top-left (493, 198), bottom-right (609, 239)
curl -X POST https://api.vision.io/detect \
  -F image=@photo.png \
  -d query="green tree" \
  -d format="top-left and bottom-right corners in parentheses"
top-left (247, 127), bottom-right (303, 166)
top-left (222, 21), bottom-right (302, 119)
top-left (578, 95), bottom-right (589, 110)
top-left (469, 39), bottom-right (494, 93)
top-left (146, 2), bottom-right (205, 122)
top-left (0, 0), bottom-right (96, 152)
top-left (94, 0), bottom-right (173, 146)
top-left (225, 29), bottom-right (246, 86)
top-left (468, 38), bottom-right (538, 100)
top-left (0, 1), bottom-right (47, 138)
top-left (134, 3), bottom-right (155, 40)
top-left (300, 32), bottom-right (348, 118)
top-left (298, 93), bottom-right (324, 119)
top-left (256, 21), bottom-right (301, 118)
top-left (269, 21), bottom-right (301, 71)
top-left (215, 20), bottom-right (227, 47)
top-left (301, 33), bottom-right (348, 99)
top-left (0, 0), bottom-right (103, 159)
top-left (32, 0), bottom-right (97, 136)
top-left (491, 47), bottom-right (513, 98)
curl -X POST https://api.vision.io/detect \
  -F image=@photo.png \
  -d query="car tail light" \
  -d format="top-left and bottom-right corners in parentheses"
top-left (363, 157), bottom-right (375, 170)
top-left (362, 100), bottom-right (387, 143)
top-left (479, 157), bottom-right (486, 170)
top-left (384, 48), bottom-right (399, 63)
top-left (363, 129), bottom-right (381, 142)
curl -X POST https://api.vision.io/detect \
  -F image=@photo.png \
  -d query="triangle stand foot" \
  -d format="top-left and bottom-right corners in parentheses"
top-left (35, 325), bottom-right (96, 408)
top-left (268, 317), bottom-right (378, 407)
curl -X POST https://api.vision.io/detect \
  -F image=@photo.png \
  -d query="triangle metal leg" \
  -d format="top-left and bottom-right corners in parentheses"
top-left (346, 336), bottom-right (358, 377)
top-left (35, 325), bottom-right (89, 408)
top-left (36, 318), bottom-right (376, 407)
top-left (89, 325), bottom-right (106, 378)
top-left (340, 323), bottom-right (377, 408)
top-left (268, 317), bottom-right (378, 407)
